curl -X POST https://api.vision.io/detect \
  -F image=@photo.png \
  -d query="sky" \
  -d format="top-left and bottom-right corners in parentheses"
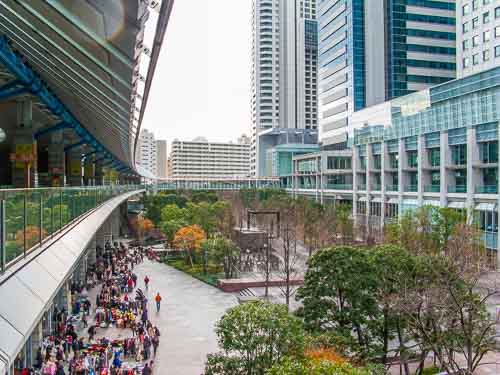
top-left (141, 0), bottom-right (253, 148)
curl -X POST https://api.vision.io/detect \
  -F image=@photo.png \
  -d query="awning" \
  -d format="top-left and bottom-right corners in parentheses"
top-left (371, 197), bottom-right (383, 203)
top-left (448, 201), bottom-right (466, 209)
top-left (475, 202), bottom-right (497, 211)
top-left (423, 200), bottom-right (440, 207)
top-left (388, 197), bottom-right (399, 204)
top-left (358, 196), bottom-right (367, 202)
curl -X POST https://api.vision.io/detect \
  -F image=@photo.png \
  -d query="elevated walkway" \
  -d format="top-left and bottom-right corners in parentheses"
top-left (0, 189), bottom-right (143, 373)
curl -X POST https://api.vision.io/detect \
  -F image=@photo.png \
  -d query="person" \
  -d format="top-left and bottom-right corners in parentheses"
top-left (152, 335), bottom-right (159, 357)
top-left (82, 312), bottom-right (88, 328)
top-left (154, 293), bottom-right (162, 313)
top-left (144, 276), bottom-right (149, 290)
top-left (142, 363), bottom-right (152, 375)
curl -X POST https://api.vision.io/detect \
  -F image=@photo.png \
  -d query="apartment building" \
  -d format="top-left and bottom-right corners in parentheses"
top-left (170, 139), bottom-right (251, 178)
top-left (156, 140), bottom-right (168, 179)
top-left (457, 0), bottom-right (500, 78)
top-left (136, 129), bottom-right (157, 177)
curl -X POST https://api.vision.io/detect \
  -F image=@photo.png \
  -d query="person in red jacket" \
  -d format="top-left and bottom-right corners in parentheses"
top-left (144, 276), bottom-right (150, 290)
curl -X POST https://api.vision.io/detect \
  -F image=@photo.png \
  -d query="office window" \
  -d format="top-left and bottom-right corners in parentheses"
top-left (473, 53), bottom-right (479, 64)
top-left (473, 0), bottom-right (479, 10)
top-left (463, 4), bottom-right (471, 15)
top-left (495, 26), bottom-right (500, 37)
top-left (463, 21), bottom-right (470, 33)
top-left (496, 6), bottom-right (500, 18)
top-left (484, 49), bottom-right (491, 61)
top-left (473, 35), bottom-right (480, 46)
top-left (463, 39), bottom-right (471, 50)
top-left (496, 45), bottom-right (500, 57)
top-left (484, 30), bottom-right (491, 42)
top-left (484, 11), bottom-right (490, 23)
top-left (484, 0), bottom-right (491, 4)
top-left (463, 57), bottom-right (471, 68)
top-left (473, 17), bottom-right (479, 29)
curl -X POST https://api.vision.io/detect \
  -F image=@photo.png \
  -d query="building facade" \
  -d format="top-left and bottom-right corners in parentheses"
top-left (251, 0), bottom-right (319, 176)
top-left (156, 140), bottom-right (168, 179)
top-left (287, 67), bottom-right (500, 265)
top-left (170, 139), bottom-right (251, 178)
top-left (136, 129), bottom-right (157, 177)
top-left (457, 0), bottom-right (500, 78)
top-left (319, 0), bottom-right (457, 147)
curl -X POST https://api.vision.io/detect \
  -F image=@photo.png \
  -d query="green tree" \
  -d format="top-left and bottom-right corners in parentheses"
top-left (204, 301), bottom-right (305, 375)
top-left (143, 193), bottom-right (187, 224)
top-left (202, 236), bottom-right (240, 278)
top-left (296, 246), bottom-right (381, 360)
top-left (185, 202), bottom-right (217, 236)
top-left (191, 190), bottom-right (219, 204)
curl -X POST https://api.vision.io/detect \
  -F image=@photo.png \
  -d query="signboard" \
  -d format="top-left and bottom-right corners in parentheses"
top-left (14, 144), bottom-right (36, 169)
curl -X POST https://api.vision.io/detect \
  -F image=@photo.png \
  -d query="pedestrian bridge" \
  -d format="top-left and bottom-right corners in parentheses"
top-left (155, 177), bottom-right (280, 191)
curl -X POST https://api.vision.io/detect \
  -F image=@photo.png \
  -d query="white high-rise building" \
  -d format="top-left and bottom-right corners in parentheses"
top-left (170, 138), bottom-right (250, 178)
top-left (156, 140), bottom-right (168, 179)
top-left (250, 0), bottom-right (318, 176)
top-left (136, 129), bottom-right (157, 176)
top-left (457, 0), bottom-right (500, 78)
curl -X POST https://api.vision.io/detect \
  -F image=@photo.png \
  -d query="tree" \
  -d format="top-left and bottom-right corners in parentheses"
top-left (159, 204), bottom-right (188, 246)
top-left (133, 216), bottom-right (154, 243)
top-left (191, 190), bottom-right (218, 204)
top-left (172, 224), bottom-right (206, 266)
top-left (203, 236), bottom-right (240, 278)
top-left (204, 301), bottom-right (305, 375)
top-left (296, 246), bottom-right (381, 361)
top-left (143, 193), bottom-right (187, 224)
top-left (185, 202), bottom-right (218, 237)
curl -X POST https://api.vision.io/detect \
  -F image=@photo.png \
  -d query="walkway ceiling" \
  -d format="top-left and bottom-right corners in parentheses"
top-left (0, 0), bottom-right (174, 177)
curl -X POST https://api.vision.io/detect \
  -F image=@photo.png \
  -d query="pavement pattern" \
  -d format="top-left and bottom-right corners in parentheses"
top-left (132, 259), bottom-right (238, 375)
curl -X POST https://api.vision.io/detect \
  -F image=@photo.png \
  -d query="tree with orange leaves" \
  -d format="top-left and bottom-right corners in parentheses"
top-left (173, 224), bottom-right (205, 266)
top-left (133, 215), bottom-right (154, 244)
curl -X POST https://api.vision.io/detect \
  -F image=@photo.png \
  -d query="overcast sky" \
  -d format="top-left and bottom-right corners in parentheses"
top-left (141, 0), bottom-right (252, 148)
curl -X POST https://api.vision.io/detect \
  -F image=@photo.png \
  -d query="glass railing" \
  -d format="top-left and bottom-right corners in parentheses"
top-left (325, 183), bottom-right (353, 190)
top-left (448, 185), bottom-right (467, 193)
top-left (482, 231), bottom-right (498, 250)
top-left (405, 185), bottom-right (418, 192)
top-left (476, 185), bottom-right (498, 194)
top-left (1, 185), bottom-right (144, 270)
top-left (424, 185), bottom-right (441, 193)
top-left (357, 184), bottom-right (367, 191)
top-left (386, 184), bottom-right (399, 192)
top-left (371, 184), bottom-right (381, 191)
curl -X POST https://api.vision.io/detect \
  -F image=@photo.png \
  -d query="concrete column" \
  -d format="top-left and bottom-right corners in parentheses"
top-left (417, 135), bottom-right (425, 205)
top-left (352, 146), bottom-right (359, 225)
top-left (46, 131), bottom-right (65, 187)
top-left (398, 141), bottom-right (405, 216)
top-left (466, 127), bottom-right (478, 219)
top-left (440, 132), bottom-right (449, 207)
top-left (83, 157), bottom-right (95, 186)
top-left (87, 235), bottom-right (97, 266)
top-left (497, 122), bottom-right (500, 269)
top-left (66, 149), bottom-right (83, 186)
top-left (94, 160), bottom-right (104, 186)
top-left (380, 142), bottom-right (386, 227)
top-left (11, 99), bottom-right (37, 188)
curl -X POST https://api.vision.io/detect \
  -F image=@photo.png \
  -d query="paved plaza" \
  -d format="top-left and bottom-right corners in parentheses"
top-left (131, 259), bottom-right (238, 374)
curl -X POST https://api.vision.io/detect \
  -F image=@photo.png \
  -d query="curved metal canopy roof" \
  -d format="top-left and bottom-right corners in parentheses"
top-left (0, 0), bottom-right (173, 177)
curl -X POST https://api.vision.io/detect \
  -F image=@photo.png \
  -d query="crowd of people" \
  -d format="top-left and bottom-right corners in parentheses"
top-left (27, 243), bottom-right (163, 375)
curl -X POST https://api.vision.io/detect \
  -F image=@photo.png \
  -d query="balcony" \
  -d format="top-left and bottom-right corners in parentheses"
top-left (448, 185), bottom-right (467, 193)
top-left (476, 185), bottom-right (498, 194)
top-left (371, 184), bottom-right (381, 191)
top-left (357, 184), bottom-right (367, 191)
top-left (325, 183), bottom-right (353, 190)
top-left (386, 184), bottom-right (398, 192)
top-left (404, 185), bottom-right (418, 192)
top-left (424, 185), bottom-right (441, 193)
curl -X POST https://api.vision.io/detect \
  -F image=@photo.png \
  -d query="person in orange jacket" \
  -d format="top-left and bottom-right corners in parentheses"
top-left (155, 293), bottom-right (162, 313)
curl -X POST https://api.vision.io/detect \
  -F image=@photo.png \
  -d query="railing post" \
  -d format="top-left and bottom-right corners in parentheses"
top-left (23, 191), bottom-right (27, 256)
top-left (0, 199), bottom-right (5, 272)
top-left (39, 192), bottom-right (43, 245)
top-left (59, 189), bottom-right (63, 228)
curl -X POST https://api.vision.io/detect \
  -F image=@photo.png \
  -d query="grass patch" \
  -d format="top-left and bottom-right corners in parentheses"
top-left (165, 258), bottom-right (224, 287)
